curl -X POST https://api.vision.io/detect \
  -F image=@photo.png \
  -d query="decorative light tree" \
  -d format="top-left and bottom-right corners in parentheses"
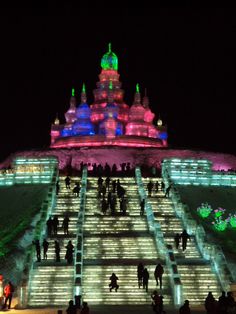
top-left (212, 216), bottom-right (228, 231)
top-left (197, 203), bottom-right (212, 218)
top-left (228, 214), bottom-right (236, 228)
top-left (213, 207), bottom-right (226, 218)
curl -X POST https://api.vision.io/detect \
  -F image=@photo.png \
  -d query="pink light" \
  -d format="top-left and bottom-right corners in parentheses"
top-left (118, 113), bottom-right (129, 122)
top-left (51, 131), bottom-right (60, 136)
top-left (51, 134), bottom-right (163, 149)
top-left (91, 113), bottom-right (104, 122)
top-left (144, 110), bottom-right (155, 123)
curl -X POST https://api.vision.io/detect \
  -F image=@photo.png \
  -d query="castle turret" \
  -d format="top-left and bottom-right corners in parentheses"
top-left (61, 88), bottom-right (77, 137)
top-left (50, 113), bottom-right (63, 145)
top-left (72, 84), bottom-right (95, 136)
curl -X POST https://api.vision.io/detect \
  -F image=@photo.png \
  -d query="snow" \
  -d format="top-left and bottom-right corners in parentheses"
top-left (0, 184), bottom-right (49, 286)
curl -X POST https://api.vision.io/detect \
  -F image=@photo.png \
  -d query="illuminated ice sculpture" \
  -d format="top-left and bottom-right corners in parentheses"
top-left (51, 44), bottom-right (168, 148)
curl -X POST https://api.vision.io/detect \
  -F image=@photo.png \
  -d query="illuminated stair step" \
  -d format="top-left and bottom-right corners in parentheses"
top-left (177, 265), bottom-right (221, 302)
top-left (82, 176), bottom-right (172, 305)
top-left (83, 265), bottom-right (172, 305)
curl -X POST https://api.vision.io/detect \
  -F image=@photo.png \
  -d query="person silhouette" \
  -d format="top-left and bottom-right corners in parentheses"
top-left (143, 268), bottom-right (149, 292)
top-left (154, 263), bottom-right (164, 289)
top-left (179, 299), bottom-right (191, 314)
top-left (66, 299), bottom-right (77, 314)
top-left (180, 229), bottom-right (191, 251)
top-left (174, 233), bottom-right (181, 250)
top-left (109, 273), bottom-right (119, 292)
top-left (43, 239), bottom-right (49, 260)
top-left (32, 239), bottom-right (41, 262)
top-left (137, 262), bottom-right (144, 288)
top-left (3, 281), bottom-right (14, 309)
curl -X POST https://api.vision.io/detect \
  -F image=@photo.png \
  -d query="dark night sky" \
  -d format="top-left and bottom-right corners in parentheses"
top-left (0, 6), bottom-right (236, 162)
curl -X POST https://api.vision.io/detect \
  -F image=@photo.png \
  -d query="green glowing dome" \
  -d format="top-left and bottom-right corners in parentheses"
top-left (101, 43), bottom-right (118, 71)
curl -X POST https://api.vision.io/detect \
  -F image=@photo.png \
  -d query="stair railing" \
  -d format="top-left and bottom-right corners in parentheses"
top-left (135, 167), bottom-right (183, 306)
top-left (164, 173), bottom-right (234, 293)
top-left (74, 166), bottom-right (87, 307)
top-left (18, 166), bottom-right (58, 308)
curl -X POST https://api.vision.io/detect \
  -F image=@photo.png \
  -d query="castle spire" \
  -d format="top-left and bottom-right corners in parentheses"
top-left (69, 87), bottom-right (76, 108)
top-left (82, 83), bottom-right (86, 93)
top-left (81, 83), bottom-right (87, 104)
top-left (134, 83), bottom-right (141, 105)
top-left (108, 42), bottom-right (111, 53)
top-left (142, 87), bottom-right (149, 108)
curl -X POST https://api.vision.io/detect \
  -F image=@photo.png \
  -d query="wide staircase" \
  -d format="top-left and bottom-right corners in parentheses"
top-left (28, 176), bottom-right (80, 307)
top-left (82, 176), bottom-right (173, 305)
top-left (142, 177), bottom-right (222, 305)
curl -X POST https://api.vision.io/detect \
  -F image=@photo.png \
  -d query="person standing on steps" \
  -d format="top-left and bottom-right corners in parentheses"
top-left (137, 262), bottom-right (144, 288)
top-left (180, 229), bottom-right (191, 251)
top-left (62, 214), bottom-right (70, 235)
top-left (56, 180), bottom-right (60, 195)
top-left (65, 240), bottom-right (74, 264)
top-left (143, 268), bottom-right (149, 292)
top-left (174, 233), bottom-right (181, 250)
top-left (32, 239), bottom-right (41, 262)
top-left (161, 181), bottom-right (165, 192)
top-left (43, 239), bottom-right (49, 260)
top-left (154, 263), bottom-right (164, 289)
top-left (140, 198), bottom-right (145, 216)
top-left (53, 215), bottom-right (59, 235)
top-left (65, 175), bottom-right (71, 189)
top-left (46, 216), bottom-right (53, 236)
top-left (164, 183), bottom-right (172, 198)
top-left (147, 180), bottom-right (154, 197)
top-left (55, 240), bottom-right (60, 262)
top-left (155, 181), bottom-right (160, 193)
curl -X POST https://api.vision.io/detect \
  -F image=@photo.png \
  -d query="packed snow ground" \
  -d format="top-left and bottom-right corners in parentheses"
top-left (0, 184), bottom-right (49, 284)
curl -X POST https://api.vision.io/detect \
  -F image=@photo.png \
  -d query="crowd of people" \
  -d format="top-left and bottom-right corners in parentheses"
top-left (146, 179), bottom-right (173, 198)
top-left (97, 176), bottom-right (128, 216)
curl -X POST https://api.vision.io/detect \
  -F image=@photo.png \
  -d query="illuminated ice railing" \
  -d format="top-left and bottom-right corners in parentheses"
top-left (162, 158), bottom-right (236, 187)
top-left (135, 167), bottom-right (183, 305)
top-left (8, 157), bottom-right (58, 185)
top-left (19, 173), bottom-right (58, 308)
top-left (75, 166), bottom-right (87, 302)
top-left (168, 181), bottom-right (233, 292)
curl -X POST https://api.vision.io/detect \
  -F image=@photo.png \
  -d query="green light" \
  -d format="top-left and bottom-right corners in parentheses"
top-left (212, 217), bottom-right (228, 231)
top-left (136, 83), bottom-right (140, 93)
top-left (101, 43), bottom-right (118, 71)
top-left (109, 81), bottom-right (113, 90)
top-left (72, 88), bottom-right (75, 97)
top-left (82, 83), bottom-right (86, 93)
top-left (214, 207), bottom-right (226, 218)
top-left (197, 203), bottom-right (212, 218)
top-left (229, 215), bottom-right (236, 228)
